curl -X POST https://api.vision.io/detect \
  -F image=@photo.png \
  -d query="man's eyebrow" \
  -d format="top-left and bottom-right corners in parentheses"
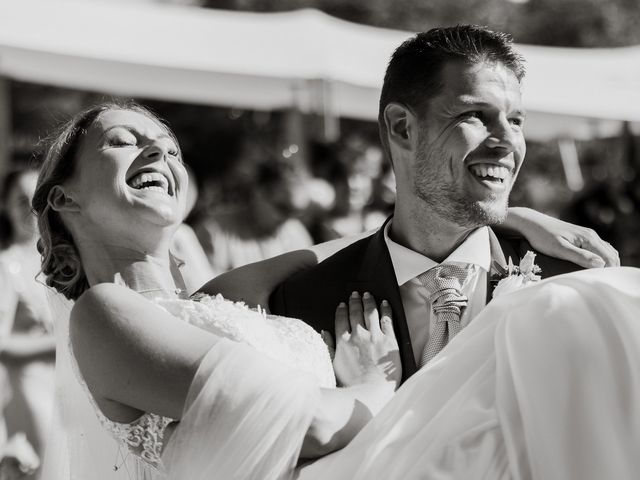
top-left (455, 97), bottom-right (490, 107)
top-left (454, 99), bottom-right (527, 116)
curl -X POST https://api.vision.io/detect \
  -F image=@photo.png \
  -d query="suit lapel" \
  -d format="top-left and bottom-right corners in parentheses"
top-left (486, 228), bottom-right (510, 303)
top-left (486, 229), bottom-right (522, 302)
top-left (346, 218), bottom-right (418, 382)
top-left (347, 224), bottom-right (518, 380)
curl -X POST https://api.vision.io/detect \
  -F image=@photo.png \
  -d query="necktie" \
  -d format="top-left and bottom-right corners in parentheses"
top-left (418, 264), bottom-right (470, 367)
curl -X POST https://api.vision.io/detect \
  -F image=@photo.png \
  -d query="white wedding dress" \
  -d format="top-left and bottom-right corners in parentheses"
top-left (43, 267), bottom-right (640, 480)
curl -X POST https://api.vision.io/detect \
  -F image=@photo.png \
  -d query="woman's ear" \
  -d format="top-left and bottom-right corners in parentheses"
top-left (384, 103), bottom-right (415, 150)
top-left (48, 185), bottom-right (80, 213)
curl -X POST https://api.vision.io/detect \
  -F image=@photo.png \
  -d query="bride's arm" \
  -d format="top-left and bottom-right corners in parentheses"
top-left (71, 283), bottom-right (399, 459)
top-left (198, 250), bottom-right (319, 308)
top-left (203, 208), bottom-right (619, 309)
top-left (71, 284), bottom-right (218, 420)
top-left (198, 233), bottom-right (372, 308)
top-left (501, 207), bottom-right (620, 267)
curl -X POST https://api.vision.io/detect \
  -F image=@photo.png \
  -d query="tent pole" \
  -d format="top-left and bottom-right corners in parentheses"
top-left (557, 137), bottom-right (584, 192)
top-left (320, 79), bottom-right (339, 142)
top-left (0, 76), bottom-right (10, 179)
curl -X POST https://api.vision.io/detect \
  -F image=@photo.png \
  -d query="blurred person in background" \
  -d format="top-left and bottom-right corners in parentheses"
top-left (0, 432), bottom-right (39, 480)
top-left (194, 155), bottom-right (313, 273)
top-left (369, 161), bottom-right (397, 216)
top-left (316, 136), bottom-right (390, 241)
top-left (170, 164), bottom-right (214, 293)
top-left (0, 267), bottom-right (17, 448)
top-left (0, 167), bottom-right (54, 478)
top-left (0, 302), bottom-right (38, 480)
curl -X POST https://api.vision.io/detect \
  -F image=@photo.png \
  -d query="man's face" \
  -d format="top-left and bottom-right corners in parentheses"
top-left (412, 60), bottom-right (526, 228)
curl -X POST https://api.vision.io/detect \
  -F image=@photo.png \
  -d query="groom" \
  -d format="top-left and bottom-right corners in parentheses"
top-left (270, 25), bottom-right (582, 382)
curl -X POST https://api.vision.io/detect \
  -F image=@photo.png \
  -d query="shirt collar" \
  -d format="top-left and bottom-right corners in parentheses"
top-left (383, 222), bottom-right (492, 286)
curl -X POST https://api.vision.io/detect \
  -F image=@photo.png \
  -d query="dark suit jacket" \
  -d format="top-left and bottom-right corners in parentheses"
top-left (270, 218), bottom-right (582, 383)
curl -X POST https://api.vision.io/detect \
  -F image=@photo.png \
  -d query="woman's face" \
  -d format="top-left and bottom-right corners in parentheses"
top-left (65, 109), bottom-right (188, 241)
top-left (6, 170), bottom-right (38, 242)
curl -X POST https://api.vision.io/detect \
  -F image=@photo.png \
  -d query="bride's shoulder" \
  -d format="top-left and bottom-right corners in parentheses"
top-left (72, 283), bottom-right (147, 318)
top-left (70, 283), bottom-right (162, 344)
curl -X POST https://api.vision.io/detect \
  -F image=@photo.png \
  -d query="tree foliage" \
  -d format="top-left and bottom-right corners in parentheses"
top-left (199, 0), bottom-right (640, 47)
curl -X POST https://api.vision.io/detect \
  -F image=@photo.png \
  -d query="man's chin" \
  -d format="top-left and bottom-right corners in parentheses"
top-left (468, 201), bottom-right (509, 227)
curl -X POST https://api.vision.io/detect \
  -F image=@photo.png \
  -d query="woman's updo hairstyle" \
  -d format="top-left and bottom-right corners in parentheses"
top-left (32, 101), bottom-right (170, 301)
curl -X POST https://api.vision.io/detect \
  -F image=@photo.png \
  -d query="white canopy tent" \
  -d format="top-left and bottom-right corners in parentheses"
top-left (0, 0), bottom-right (639, 178)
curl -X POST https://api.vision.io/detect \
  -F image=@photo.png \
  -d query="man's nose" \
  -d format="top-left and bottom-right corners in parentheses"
top-left (485, 118), bottom-right (517, 151)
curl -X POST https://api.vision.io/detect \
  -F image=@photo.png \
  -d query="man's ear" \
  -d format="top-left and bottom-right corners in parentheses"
top-left (47, 185), bottom-right (80, 213)
top-left (384, 103), bottom-right (415, 150)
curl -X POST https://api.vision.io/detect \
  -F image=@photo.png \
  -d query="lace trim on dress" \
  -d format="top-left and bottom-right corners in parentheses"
top-left (99, 412), bottom-right (173, 469)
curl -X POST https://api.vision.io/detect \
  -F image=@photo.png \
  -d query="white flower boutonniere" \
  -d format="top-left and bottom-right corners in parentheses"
top-left (492, 251), bottom-right (542, 299)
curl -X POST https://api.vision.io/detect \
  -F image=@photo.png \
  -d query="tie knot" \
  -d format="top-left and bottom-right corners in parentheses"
top-left (418, 263), bottom-right (471, 316)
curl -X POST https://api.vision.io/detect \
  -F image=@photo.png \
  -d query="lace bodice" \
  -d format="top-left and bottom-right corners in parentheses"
top-left (158, 294), bottom-right (335, 388)
top-left (91, 294), bottom-right (335, 474)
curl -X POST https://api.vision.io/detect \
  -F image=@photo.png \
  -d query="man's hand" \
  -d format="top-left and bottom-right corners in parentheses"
top-left (504, 207), bottom-right (620, 268)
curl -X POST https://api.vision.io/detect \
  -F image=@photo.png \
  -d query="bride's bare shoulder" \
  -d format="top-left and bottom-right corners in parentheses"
top-left (71, 283), bottom-right (147, 328)
top-left (69, 282), bottom-right (218, 416)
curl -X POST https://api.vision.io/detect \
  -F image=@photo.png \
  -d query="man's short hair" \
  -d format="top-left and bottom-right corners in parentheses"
top-left (378, 25), bottom-right (526, 164)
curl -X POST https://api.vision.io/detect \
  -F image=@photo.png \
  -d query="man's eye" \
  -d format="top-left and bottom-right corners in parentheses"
top-left (509, 117), bottom-right (524, 127)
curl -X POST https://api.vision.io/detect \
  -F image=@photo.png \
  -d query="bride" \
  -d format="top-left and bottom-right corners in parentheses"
top-left (36, 103), bottom-right (639, 479)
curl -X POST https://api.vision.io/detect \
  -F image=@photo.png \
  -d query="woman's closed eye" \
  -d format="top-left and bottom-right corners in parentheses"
top-left (106, 131), bottom-right (138, 148)
top-left (166, 143), bottom-right (180, 157)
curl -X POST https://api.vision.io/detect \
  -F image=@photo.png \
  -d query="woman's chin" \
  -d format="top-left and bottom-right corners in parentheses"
top-left (128, 198), bottom-right (184, 228)
top-left (143, 209), bottom-right (183, 229)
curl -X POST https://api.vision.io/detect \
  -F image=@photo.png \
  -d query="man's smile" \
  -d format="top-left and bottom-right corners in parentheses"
top-left (466, 163), bottom-right (512, 193)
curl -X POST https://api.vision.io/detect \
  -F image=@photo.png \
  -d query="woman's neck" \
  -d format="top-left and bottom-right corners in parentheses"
top-left (77, 241), bottom-right (187, 299)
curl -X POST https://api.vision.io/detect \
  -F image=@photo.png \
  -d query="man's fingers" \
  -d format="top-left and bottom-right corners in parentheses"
top-left (335, 302), bottom-right (349, 340)
top-left (362, 292), bottom-right (381, 334)
top-left (348, 291), bottom-right (365, 332)
top-left (559, 237), bottom-right (605, 269)
top-left (380, 300), bottom-right (395, 336)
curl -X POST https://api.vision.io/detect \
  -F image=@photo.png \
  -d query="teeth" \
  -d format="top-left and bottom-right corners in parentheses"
top-left (128, 171), bottom-right (170, 194)
top-left (469, 164), bottom-right (509, 181)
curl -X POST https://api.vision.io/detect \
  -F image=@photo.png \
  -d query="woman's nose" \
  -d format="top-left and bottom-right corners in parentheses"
top-left (143, 142), bottom-right (169, 161)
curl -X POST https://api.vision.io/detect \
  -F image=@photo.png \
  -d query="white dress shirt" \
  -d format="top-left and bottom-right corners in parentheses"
top-left (384, 223), bottom-right (492, 365)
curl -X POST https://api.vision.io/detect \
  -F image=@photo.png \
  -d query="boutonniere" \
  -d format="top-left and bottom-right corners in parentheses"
top-left (491, 251), bottom-right (542, 299)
